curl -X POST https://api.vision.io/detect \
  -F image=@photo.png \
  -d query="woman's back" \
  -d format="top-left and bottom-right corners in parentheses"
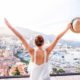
top-left (31, 48), bottom-right (49, 65)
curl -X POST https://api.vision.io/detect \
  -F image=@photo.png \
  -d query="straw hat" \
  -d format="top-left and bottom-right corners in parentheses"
top-left (70, 17), bottom-right (80, 33)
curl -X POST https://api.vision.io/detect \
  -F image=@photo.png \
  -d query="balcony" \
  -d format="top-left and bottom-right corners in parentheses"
top-left (0, 74), bottom-right (80, 80)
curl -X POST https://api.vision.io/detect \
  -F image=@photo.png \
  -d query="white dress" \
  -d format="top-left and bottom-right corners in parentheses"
top-left (28, 48), bottom-right (50, 80)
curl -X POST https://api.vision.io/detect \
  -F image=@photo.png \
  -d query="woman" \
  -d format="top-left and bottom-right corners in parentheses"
top-left (4, 18), bottom-right (72, 80)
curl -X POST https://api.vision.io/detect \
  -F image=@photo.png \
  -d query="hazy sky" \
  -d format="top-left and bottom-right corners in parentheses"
top-left (0, 0), bottom-right (80, 41)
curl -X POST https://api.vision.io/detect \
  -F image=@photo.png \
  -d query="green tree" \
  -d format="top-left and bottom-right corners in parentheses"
top-left (57, 68), bottom-right (65, 74)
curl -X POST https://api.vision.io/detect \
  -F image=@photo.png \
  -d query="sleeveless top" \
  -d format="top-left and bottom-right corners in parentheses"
top-left (33, 48), bottom-right (47, 64)
top-left (28, 48), bottom-right (49, 76)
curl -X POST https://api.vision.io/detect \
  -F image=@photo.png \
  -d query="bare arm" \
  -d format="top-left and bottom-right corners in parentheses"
top-left (4, 18), bottom-right (34, 53)
top-left (46, 23), bottom-right (72, 54)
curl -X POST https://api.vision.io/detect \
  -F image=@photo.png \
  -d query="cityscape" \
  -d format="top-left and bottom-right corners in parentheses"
top-left (0, 27), bottom-right (80, 76)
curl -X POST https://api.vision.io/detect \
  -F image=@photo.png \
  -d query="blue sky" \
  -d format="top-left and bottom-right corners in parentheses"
top-left (0, 0), bottom-right (80, 41)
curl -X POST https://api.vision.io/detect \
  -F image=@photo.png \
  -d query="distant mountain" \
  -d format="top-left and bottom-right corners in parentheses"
top-left (17, 27), bottom-right (80, 47)
top-left (0, 26), bottom-right (15, 36)
top-left (0, 26), bottom-right (80, 47)
top-left (59, 40), bottom-right (80, 47)
top-left (48, 35), bottom-right (80, 47)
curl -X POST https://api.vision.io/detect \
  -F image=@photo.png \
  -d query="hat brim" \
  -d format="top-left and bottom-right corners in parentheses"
top-left (70, 17), bottom-right (80, 33)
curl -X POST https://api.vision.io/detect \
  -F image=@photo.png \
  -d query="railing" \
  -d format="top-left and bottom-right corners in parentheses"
top-left (0, 73), bottom-right (80, 79)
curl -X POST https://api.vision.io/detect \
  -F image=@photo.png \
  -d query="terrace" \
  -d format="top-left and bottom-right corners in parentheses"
top-left (0, 75), bottom-right (80, 80)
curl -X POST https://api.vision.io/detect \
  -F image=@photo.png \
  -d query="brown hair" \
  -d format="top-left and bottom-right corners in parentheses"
top-left (35, 35), bottom-right (44, 47)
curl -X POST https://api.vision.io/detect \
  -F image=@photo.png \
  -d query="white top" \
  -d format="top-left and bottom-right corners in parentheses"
top-left (33, 48), bottom-right (47, 64)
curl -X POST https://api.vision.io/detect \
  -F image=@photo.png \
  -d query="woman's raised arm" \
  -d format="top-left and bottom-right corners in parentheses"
top-left (4, 18), bottom-right (34, 54)
top-left (46, 23), bottom-right (72, 54)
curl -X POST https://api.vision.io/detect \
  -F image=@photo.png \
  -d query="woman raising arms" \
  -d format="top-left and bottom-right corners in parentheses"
top-left (4, 18), bottom-right (34, 55)
top-left (4, 18), bottom-right (72, 80)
